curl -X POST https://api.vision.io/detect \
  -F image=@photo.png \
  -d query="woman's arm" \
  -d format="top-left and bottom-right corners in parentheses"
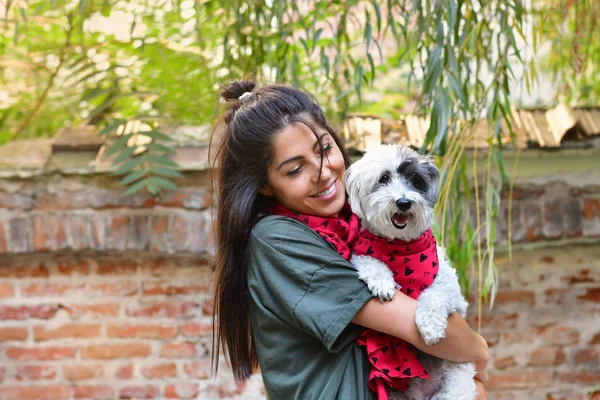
top-left (352, 290), bottom-right (489, 382)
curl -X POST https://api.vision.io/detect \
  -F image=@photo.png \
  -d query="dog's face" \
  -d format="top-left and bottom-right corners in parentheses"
top-left (345, 145), bottom-right (439, 241)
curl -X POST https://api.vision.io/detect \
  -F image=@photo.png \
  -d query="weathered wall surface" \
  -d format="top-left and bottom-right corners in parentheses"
top-left (0, 170), bottom-right (599, 399)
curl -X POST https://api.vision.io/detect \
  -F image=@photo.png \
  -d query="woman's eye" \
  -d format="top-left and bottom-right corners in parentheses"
top-left (287, 167), bottom-right (301, 176)
top-left (319, 143), bottom-right (333, 154)
top-left (412, 175), bottom-right (426, 191)
top-left (378, 174), bottom-right (390, 184)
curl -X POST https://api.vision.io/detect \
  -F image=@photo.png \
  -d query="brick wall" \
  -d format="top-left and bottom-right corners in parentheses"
top-left (0, 172), bottom-right (599, 399)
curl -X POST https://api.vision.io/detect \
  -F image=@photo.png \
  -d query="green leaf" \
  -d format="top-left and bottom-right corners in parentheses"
top-left (113, 157), bottom-right (145, 176)
top-left (313, 28), bottom-right (323, 51)
top-left (365, 21), bottom-right (372, 51)
top-left (122, 178), bottom-right (148, 196)
top-left (371, 0), bottom-right (381, 33)
top-left (99, 119), bottom-right (127, 136)
top-left (449, 72), bottom-right (468, 106)
top-left (120, 169), bottom-right (146, 185)
top-left (367, 53), bottom-right (376, 85)
top-left (106, 134), bottom-right (133, 157)
top-left (147, 153), bottom-right (178, 167)
top-left (113, 146), bottom-right (137, 165)
top-left (20, 7), bottom-right (27, 23)
top-left (150, 165), bottom-right (184, 178)
top-left (149, 176), bottom-right (180, 191)
top-left (146, 142), bottom-right (175, 154)
top-left (141, 130), bottom-right (173, 142)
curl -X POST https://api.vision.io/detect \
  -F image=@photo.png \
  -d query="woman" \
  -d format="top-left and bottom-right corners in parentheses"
top-left (211, 80), bottom-right (488, 400)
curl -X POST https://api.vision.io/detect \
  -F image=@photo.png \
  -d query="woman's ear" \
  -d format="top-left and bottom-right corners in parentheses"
top-left (259, 185), bottom-right (274, 196)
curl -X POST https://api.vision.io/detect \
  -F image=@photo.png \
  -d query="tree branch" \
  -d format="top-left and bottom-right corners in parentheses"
top-left (9, 13), bottom-right (74, 142)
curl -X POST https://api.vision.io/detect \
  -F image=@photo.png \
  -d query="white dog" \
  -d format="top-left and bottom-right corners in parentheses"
top-left (345, 144), bottom-right (477, 400)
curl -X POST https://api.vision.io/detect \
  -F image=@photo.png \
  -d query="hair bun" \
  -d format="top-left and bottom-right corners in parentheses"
top-left (221, 80), bottom-right (256, 102)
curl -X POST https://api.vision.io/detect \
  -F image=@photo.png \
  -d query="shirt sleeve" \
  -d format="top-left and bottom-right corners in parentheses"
top-left (248, 216), bottom-right (373, 353)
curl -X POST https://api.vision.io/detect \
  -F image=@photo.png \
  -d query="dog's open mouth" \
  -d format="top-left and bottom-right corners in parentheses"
top-left (391, 213), bottom-right (408, 230)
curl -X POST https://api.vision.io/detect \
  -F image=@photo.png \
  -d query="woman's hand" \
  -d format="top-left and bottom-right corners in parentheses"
top-left (352, 290), bottom-right (489, 366)
top-left (474, 378), bottom-right (486, 400)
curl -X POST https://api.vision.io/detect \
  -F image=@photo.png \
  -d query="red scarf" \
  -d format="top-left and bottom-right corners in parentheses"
top-left (354, 229), bottom-right (439, 399)
top-left (270, 203), bottom-right (439, 399)
top-left (269, 202), bottom-right (360, 259)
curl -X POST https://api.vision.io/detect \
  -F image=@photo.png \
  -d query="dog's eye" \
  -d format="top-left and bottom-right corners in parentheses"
top-left (378, 174), bottom-right (391, 185)
top-left (412, 174), bottom-right (427, 191)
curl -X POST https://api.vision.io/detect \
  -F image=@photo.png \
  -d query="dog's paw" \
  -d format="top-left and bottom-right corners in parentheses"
top-left (415, 303), bottom-right (449, 345)
top-left (367, 277), bottom-right (396, 302)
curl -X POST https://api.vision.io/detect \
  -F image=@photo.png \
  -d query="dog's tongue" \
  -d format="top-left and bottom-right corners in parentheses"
top-left (393, 213), bottom-right (408, 225)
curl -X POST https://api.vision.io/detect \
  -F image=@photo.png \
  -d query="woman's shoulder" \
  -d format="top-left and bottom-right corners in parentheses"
top-left (251, 214), bottom-right (321, 242)
top-left (249, 214), bottom-right (337, 257)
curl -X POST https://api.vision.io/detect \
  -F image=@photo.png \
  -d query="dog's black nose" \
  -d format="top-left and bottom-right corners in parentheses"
top-left (396, 198), bottom-right (412, 212)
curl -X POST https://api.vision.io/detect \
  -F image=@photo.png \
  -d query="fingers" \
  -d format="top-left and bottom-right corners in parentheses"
top-left (474, 378), bottom-right (487, 400)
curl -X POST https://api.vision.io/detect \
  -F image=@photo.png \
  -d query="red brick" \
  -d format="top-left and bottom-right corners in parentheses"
top-left (0, 385), bottom-right (69, 399)
top-left (493, 290), bottom-right (535, 306)
top-left (6, 346), bottom-right (75, 361)
top-left (73, 385), bottom-right (115, 399)
top-left (127, 301), bottom-right (197, 318)
top-left (96, 259), bottom-right (138, 275)
top-left (107, 324), bottom-right (178, 339)
top-left (0, 263), bottom-right (49, 278)
top-left (164, 383), bottom-right (199, 399)
top-left (201, 298), bottom-right (214, 316)
top-left (181, 322), bottom-right (211, 337)
top-left (160, 342), bottom-right (196, 358)
top-left (31, 215), bottom-right (49, 251)
top-left (558, 372), bottom-right (600, 385)
top-left (0, 282), bottom-right (14, 298)
top-left (477, 312), bottom-right (518, 330)
top-left (0, 222), bottom-right (6, 252)
top-left (152, 215), bottom-right (169, 233)
top-left (578, 287), bottom-right (600, 302)
top-left (56, 259), bottom-right (89, 276)
top-left (49, 214), bottom-right (68, 250)
top-left (141, 362), bottom-right (177, 378)
top-left (34, 323), bottom-right (101, 341)
top-left (88, 281), bottom-right (137, 296)
top-left (15, 365), bottom-right (57, 380)
top-left (487, 372), bottom-right (553, 390)
top-left (493, 356), bottom-right (516, 370)
top-left (0, 366), bottom-right (5, 382)
top-left (115, 364), bottom-right (134, 379)
top-left (0, 326), bottom-right (28, 341)
top-left (183, 360), bottom-right (210, 379)
top-left (583, 198), bottom-right (600, 219)
top-left (64, 364), bottom-right (104, 381)
top-left (574, 347), bottom-right (599, 364)
top-left (110, 215), bottom-right (129, 248)
top-left (142, 280), bottom-right (209, 296)
top-left (22, 282), bottom-right (84, 297)
top-left (567, 269), bottom-right (596, 284)
top-left (527, 346), bottom-right (566, 366)
top-left (81, 343), bottom-right (150, 359)
top-left (0, 305), bottom-right (58, 320)
top-left (540, 326), bottom-right (580, 345)
top-left (119, 385), bottom-right (160, 399)
top-left (590, 332), bottom-right (600, 345)
top-left (64, 303), bottom-right (120, 319)
top-left (171, 215), bottom-right (189, 250)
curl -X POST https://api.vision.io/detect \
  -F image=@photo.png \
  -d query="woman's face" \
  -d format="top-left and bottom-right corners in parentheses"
top-left (260, 121), bottom-right (346, 217)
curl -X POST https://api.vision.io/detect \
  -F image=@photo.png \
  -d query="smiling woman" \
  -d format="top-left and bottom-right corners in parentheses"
top-left (258, 122), bottom-right (347, 217)
top-left (211, 80), bottom-right (489, 400)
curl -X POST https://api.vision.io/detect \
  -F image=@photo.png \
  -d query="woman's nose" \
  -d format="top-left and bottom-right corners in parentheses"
top-left (312, 161), bottom-right (332, 183)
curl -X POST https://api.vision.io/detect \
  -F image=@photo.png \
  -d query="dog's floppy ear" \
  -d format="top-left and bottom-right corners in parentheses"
top-left (423, 156), bottom-right (440, 200)
top-left (344, 160), bottom-right (366, 220)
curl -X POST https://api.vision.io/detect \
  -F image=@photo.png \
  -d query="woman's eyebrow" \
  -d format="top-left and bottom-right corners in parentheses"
top-left (276, 156), bottom-right (303, 171)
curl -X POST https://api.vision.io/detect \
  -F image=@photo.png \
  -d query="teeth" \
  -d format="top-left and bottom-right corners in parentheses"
top-left (314, 183), bottom-right (335, 197)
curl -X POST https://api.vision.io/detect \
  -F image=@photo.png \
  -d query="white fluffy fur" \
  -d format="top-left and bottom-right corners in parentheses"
top-left (346, 144), bottom-right (477, 400)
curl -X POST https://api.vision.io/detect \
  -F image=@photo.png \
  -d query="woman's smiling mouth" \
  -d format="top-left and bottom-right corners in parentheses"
top-left (310, 180), bottom-right (337, 199)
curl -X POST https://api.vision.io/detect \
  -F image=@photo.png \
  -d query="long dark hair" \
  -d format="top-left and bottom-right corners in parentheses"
top-left (210, 80), bottom-right (351, 381)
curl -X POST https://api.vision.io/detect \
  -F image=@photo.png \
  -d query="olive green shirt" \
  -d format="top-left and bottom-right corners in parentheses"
top-left (247, 215), bottom-right (375, 400)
